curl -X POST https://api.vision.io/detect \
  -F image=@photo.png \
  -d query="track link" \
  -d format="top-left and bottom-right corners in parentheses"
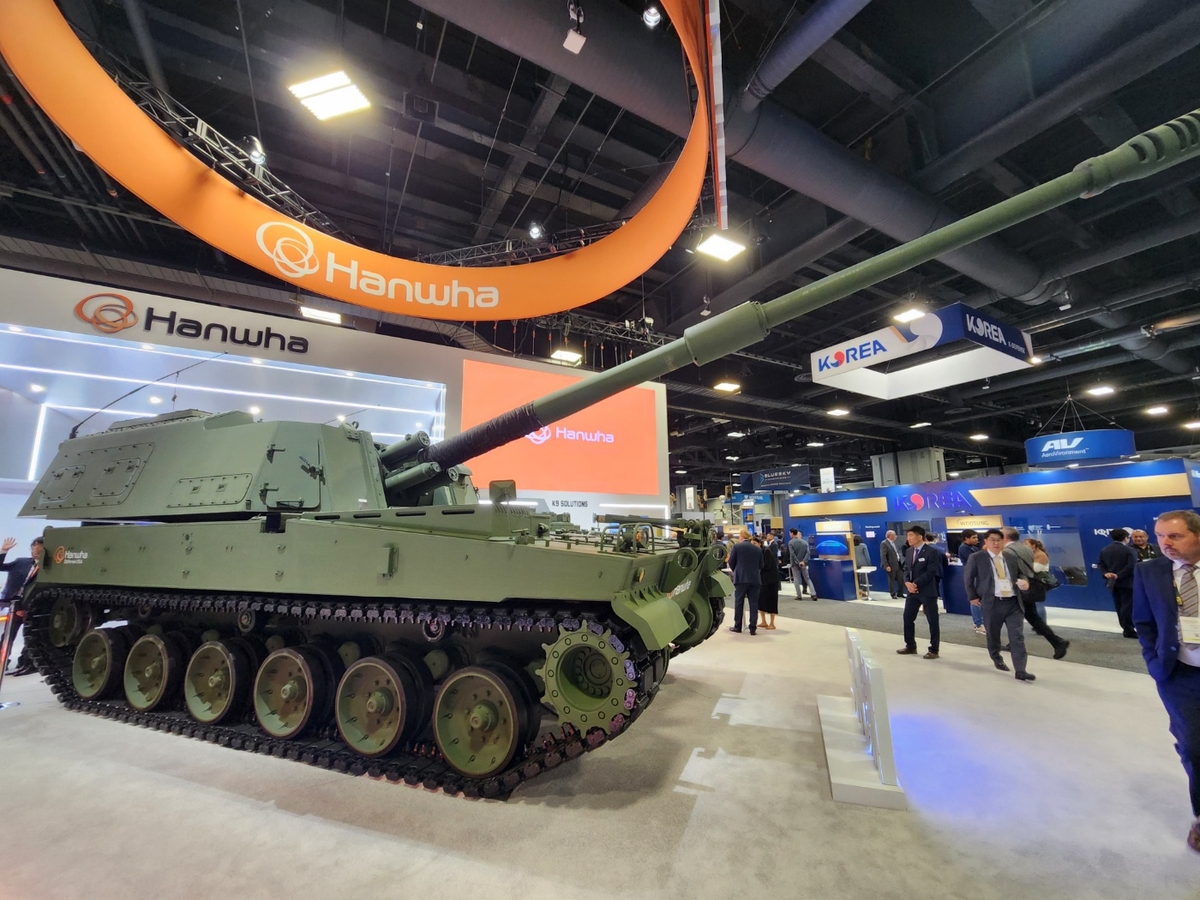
top-left (24, 586), bottom-right (666, 799)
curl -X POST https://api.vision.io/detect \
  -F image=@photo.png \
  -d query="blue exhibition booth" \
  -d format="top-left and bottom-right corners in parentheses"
top-left (785, 458), bottom-right (1200, 612)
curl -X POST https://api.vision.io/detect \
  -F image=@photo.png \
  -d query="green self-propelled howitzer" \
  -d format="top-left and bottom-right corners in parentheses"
top-left (17, 108), bottom-right (1200, 797)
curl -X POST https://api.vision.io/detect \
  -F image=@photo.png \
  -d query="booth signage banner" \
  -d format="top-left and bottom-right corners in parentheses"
top-left (1184, 460), bottom-right (1200, 509)
top-left (819, 467), bottom-right (836, 493)
top-left (944, 515), bottom-right (1003, 529)
top-left (753, 466), bottom-right (809, 491)
top-left (0, 0), bottom-right (710, 322)
top-left (1024, 429), bottom-right (1136, 467)
top-left (809, 303), bottom-right (1033, 400)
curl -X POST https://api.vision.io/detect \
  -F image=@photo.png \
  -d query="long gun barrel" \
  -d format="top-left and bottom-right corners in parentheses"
top-left (425, 108), bottom-right (1200, 472)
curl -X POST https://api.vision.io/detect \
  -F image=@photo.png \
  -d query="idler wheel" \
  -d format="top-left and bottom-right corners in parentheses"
top-left (47, 595), bottom-right (90, 648)
top-left (123, 632), bottom-right (189, 712)
top-left (73, 628), bottom-right (134, 700)
top-left (335, 653), bottom-right (424, 758)
top-left (432, 665), bottom-right (531, 778)
top-left (184, 639), bottom-right (259, 725)
top-left (253, 645), bottom-right (339, 739)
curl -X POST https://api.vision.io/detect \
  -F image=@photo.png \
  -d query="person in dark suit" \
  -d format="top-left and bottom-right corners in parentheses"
top-left (727, 528), bottom-right (762, 636)
top-left (880, 530), bottom-right (902, 598)
top-left (1132, 529), bottom-right (1163, 561)
top-left (1133, 509), bottom-right (1200, 852)
top-left (1099, 528), bottom-right (1139, 637)
top-left (963, 528), bottom-right (1035, 681)
top-left (896, 524), bottom-right (940, 659)
top-left (0, 535), bottom-right (43, 676)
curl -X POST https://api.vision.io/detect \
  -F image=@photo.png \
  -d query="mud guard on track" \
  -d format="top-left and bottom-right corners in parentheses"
top-left (610, 586), bottom-right (689, 652)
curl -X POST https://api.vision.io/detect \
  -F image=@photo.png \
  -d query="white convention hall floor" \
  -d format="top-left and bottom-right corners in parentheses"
top-left (0, 612), bottom-right (1193, 900)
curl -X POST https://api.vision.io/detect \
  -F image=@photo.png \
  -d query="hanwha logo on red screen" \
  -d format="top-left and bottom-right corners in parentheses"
top-left (74, 292), bottom-right (138, 334)
top-left (525, 426), bottom-right (552, 445)
top-left (256, 221), bottom-right (319, 279)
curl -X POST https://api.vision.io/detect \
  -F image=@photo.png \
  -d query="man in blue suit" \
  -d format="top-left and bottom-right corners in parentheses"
top-left (896, 524), bottom-right (940, 659)
top-left (1134, 509), bottom-right (1200, 852)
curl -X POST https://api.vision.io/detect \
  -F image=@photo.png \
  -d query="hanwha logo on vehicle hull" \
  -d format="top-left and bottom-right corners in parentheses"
top-left (53, 546), bottom-right (66, 564)
top-left (526, 426), bottom-right (552, 445)
top-left (75, 292), bottom-right (138, 333)
top-left (256, 221), bottom-right (319, 279)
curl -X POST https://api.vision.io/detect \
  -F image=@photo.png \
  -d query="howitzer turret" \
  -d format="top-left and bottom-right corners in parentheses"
top-left (16, 108), bottom-right (1200, 797)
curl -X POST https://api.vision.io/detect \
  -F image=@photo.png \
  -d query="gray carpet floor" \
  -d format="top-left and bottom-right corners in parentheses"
top-left (744, 590), bottom-right (1148, 673)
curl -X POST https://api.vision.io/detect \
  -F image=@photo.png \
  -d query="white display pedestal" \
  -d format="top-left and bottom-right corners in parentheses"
top-left (816, 628), bottom-right (907, 810)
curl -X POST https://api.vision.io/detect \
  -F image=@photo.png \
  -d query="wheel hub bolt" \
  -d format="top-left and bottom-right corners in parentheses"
top-left (280, 679), bottom-right (305, 702)
top-left (468, 701), bottom-right (498, 732)
top-left (207, 670), bottom-right (226, 689)
top-left (365, 689), bottom-right (393, 715)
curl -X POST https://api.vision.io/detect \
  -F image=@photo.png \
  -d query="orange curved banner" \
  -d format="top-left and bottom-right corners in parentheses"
top-left (0, 0), bottom-right (709, 321)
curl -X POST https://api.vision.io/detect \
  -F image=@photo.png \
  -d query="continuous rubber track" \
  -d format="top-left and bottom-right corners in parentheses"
top-left (22, 585), bottom-right (713, 800)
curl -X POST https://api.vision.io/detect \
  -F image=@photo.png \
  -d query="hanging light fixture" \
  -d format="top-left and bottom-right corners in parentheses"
top-left (643, 2), bottom-right (663, 27)
top-left (242, 135), bottom-right (266, 165)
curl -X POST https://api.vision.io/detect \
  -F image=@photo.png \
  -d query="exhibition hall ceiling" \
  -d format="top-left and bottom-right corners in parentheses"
top-left (1, 0), bottom-right (1199, 492)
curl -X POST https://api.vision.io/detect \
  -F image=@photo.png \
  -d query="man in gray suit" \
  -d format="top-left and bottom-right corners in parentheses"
top-left (880, 530), bottom-right (902, 598)
top-left (964, 528), bottom-right (1036, 682)
top-left (788, 528), bottom-right (814, 599)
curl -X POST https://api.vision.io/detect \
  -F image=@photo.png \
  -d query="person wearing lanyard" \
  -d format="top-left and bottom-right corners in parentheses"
top-left (1134, 509), bottom-right (1200, 852)
top-left (963, 528), bottom-right (1034, 681)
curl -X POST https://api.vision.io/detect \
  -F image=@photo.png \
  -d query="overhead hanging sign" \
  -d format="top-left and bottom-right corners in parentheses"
top-left (810, 303), bottom-right (1033, 399)
top-left (1025, 429), bottom-right (1136, 467)
top-left (0, 0), bottom-right (710, 322)
top-left (753, 466), bottom-right (809, 491)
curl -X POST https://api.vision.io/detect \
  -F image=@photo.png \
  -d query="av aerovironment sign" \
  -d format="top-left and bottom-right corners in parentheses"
top-left (810, 303), bottom-right (1033, 399)
top-left (1024, 429), bottom-right (1136, 467)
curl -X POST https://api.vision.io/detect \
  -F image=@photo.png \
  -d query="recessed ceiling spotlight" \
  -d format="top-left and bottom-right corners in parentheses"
top-left (845, 467), bottom-right (858, 472)
top-left (1030, 356), bottom-right (1043, 365)
top-left (674, 468), bottom-right (687, 474)
top-left (806, 441), bottom-right (825, 448)
top-left (790, 463), bottom-right (801, 467)
top-left (714, 381), bottom-right (740, 393)
top-left (1146, 405), bottom-right (1169, 415)
top-left (1086, 385), bottom-right (1115, 397)
top-left (910, 421), bottom-right (931, 429)
top-left (969, 433), bottom-right (988, 441)
top-left (7, 325), bottom-right (23, 332)
top-left (727, 430), bottom-right (746, 438)
top-left (29, 383), bottom-right (45, 393)
top-left (1185, 421), bottom-right (1200, 430)
top-left (249, 406), bottom-right (262, 415)
top-left (725, 455), bottom-right (740, 461)
top-left (148, 396), bottom-right (162, 405)
top-left (948, 471), bottom-right (960, 477)
top-left (893, 308), bottom-right (925, 323)
top-left (827, 408), bottom-right (850, 417)
top-left (337, 415), bottom-right (346, 422)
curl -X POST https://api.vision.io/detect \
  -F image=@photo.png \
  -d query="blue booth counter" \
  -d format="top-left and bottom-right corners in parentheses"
top-left (811, 558), bottom-right (859, 601)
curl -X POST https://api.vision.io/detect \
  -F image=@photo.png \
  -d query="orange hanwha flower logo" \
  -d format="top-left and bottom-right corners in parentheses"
top-left (53, 546), bottom-right (66, 564)
top-left (74, 292), bottom-right (139, 333)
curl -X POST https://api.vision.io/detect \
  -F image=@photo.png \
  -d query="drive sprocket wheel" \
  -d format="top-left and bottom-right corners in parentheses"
top-left (536, 623), bottom-right (632, 733)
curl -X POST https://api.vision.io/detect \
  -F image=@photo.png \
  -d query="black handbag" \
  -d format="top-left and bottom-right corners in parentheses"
top-left (1035, 570), bottom-right (1060, 591)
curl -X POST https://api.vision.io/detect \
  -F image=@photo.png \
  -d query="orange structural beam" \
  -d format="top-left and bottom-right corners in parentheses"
top-left (0, 0), bottom-right (709, 322)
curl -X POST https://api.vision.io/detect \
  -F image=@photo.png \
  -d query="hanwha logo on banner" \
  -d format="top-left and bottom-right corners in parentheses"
top-left (525, 426), bottom-right (552, 445)
top-left (74, 292), bottom-right (138, 333)
top-left (256, 221), bottom-right (319, 279)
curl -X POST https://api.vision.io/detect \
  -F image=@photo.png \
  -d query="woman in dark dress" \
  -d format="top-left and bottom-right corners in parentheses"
top-left (758, 534), bottom-right (782, 630)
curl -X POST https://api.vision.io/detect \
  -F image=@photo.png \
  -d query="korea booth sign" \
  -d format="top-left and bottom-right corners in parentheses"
top-left (810, 303), bottom-right (1033, 400)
